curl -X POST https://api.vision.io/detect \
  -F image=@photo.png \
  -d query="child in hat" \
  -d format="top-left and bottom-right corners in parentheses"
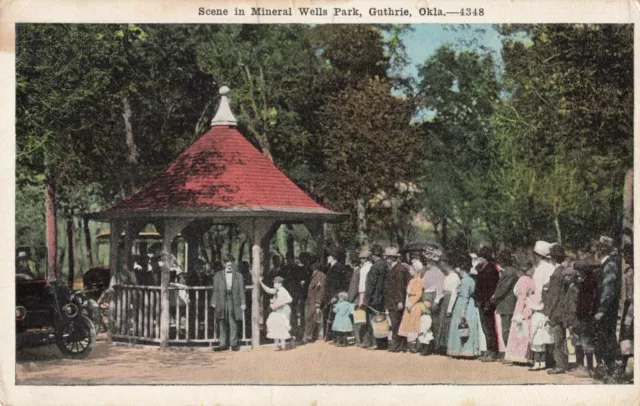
top-left (417, 298), bottom-right (434, 356)
top-left (332, 291), bottom-right (355, 347)
top-left (260, 276), bottom-right (293, 350)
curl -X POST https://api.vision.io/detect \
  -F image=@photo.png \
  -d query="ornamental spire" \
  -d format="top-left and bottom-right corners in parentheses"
top-left (211, 86), bottom-right (237, 127)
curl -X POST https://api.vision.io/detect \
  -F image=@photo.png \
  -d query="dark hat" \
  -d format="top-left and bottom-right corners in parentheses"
top-left (371, 244), bottom-right (384, 257)
top-left (549, 244), bottom-right (565, 260)
top-left (478, 245), bottom-right (494, 261)
top-left (573, 259), bottom-right (598, 272)
top-left (497, 249), bottom-right (513, 267)
top-left (224, 252), bottom-right (235, 263)
top-left (310, 262), bottom-right (323, 272)
top-left (562, 267), bottom-right (578, 277)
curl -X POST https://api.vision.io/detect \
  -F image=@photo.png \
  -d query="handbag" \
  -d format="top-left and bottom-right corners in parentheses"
top-left (353, 308), bottom-right (366, 324)
top-left (458, 318), bottom-right (470, 339)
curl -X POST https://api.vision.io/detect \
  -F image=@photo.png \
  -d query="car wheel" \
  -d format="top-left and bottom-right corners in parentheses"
top-left (56, 314), bottom-right (96, 359)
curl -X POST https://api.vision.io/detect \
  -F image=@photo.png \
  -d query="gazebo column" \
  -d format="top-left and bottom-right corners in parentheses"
top-left (159, 218), bottom-right (193, 349)
top-left (122, 221), bottom-right (144, 285)
top-left (107, 220), bottom-right (124, 343)
top-left (239, 218), bottom-right (276, 347)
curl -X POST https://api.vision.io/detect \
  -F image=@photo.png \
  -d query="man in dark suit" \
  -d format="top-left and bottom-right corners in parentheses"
top-left (593, 236), bottom-right (622, 380)
top-left (323, 248), bottom-right (348, 342)
top-left (476, 245), bottom-right (501, 362)
top-left (364, 245), bottom-right (387, 349)
top-left (210, 253), bottom-right (246, 352)
top-left (493, 249), bottom-right (519, 361)
top-left (302, 262), bottom-right (326, 343)
top-left (543, 244), bottom-right (567, 373)
top-left (383, 247), bottom-right (411, 352)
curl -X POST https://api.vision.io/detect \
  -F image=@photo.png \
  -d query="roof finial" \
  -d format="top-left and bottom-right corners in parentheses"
top-left (211, 86), bottom-right (237, 127)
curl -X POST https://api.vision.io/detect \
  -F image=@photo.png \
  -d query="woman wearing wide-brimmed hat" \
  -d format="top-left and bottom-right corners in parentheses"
top-left (260, 275), bottom-right (293, 350)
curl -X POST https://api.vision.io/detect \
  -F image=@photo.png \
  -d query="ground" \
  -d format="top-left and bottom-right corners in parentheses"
top-left (16, 336), bottom-right (599, 385)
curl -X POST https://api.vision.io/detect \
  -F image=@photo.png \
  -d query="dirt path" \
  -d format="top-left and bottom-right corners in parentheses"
top-left (16, 339), bottom-right (600, 385)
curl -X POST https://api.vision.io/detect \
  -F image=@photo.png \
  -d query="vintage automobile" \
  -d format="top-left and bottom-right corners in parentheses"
top-left (16, 278), bottom-right (99, 359)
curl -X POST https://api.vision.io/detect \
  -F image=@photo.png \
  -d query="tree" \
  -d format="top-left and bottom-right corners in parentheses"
top-left (316, 78), bottom-right (419, 248)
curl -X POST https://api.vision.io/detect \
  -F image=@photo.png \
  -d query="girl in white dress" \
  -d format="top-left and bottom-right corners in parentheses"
top-left (260, 276), bottom-right (293, 350)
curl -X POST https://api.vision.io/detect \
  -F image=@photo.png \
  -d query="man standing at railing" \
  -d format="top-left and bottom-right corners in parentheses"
top-left (211, 253), bottom-right (246, 352)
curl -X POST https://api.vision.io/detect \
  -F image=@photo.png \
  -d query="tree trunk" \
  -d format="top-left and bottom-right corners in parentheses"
top-left (83, 216), bottom-right (94, 268)
top-left (553, 213), bottom-right (562, 246)
top-left (67, 208), bottom-right (75, 287)
top-left (286, 224), bottom-right (295, 259)
top-left (356, 198), bottom-right (368, 247)
top-left (45, 175), bottom-right (58, 280)
top-left (122, 94), bottom-right (139, 165)
top-left (441, 216), bottom-right (449, 250)
top-left (227, 224), bottom-right (235, 254)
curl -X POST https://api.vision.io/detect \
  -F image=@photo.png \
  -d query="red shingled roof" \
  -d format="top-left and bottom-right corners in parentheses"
top-left (106, 126), bottom-right (337, 217)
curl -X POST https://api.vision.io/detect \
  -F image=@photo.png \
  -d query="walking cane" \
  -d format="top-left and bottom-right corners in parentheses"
top-left (324, 308), bottom-right (332, 341)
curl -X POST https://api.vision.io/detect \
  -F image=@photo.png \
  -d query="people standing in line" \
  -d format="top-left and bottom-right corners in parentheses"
top-left (260, 276), bottom-right (293, 351)
top-left (436, 261), bottom-right (461, 355)
top-left (398, 256), bottom-right (425, 353)
top-left (447, 254), bottom-right (482, 358)
top-left (529, 241), bottom-right (555, 369)
top-left (383, 247), bottom-right (412, 353)
top-left (331, 291), bottom-right (355, 347)
top-left (618, 244), bottom-right (634, 380)
top-left (324, 248), bottom-right (348, 343)
top-left (349, 249), bottom-right (372, 347)
top-left (422, 250), bottom-right (446, 354)
top-left (569, 259), bottom-right (599, 378)
top-left (492, 249), bottom-right (519, 360)
top-left (504, 252), bottom-right (535, 364)
top-left (364, 244), bottom-right (388, 350)
top-left (593, 236), bottom-right (622, 380)
top-left (475, 246), bottom-right (501, 362)
top-left (210, 253), bottom-right (246, 352)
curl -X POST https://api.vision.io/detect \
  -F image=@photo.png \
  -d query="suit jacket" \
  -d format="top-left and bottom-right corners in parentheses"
top-left (210, 265), bottom-right (245, 321)
top-left (493, 266), bottom-right (518, 315)
top-left (542, 265), bottom-right (564, 320)
top-left (577, 270), bottom-right (599, 320)
top-left (598, 255), bottom-right (622, 323)
top-left (553, 282), bottom-right (579, 327)
top-left (324, 262), bottom-right (347, 303)
top-left (475, 261), bottom-right (500, 308)
top-left (347, 266), bottom-right (361, 302)
top-left (364, 258), bottom-right (387, 307)
top-left (306, 270), bottom-right (326, 308)
top-left (384, 262), bottom-right (411, 311)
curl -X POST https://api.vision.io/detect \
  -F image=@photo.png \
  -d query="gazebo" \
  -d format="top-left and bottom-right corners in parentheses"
top-left (88, 86), bottom-right (343, 348)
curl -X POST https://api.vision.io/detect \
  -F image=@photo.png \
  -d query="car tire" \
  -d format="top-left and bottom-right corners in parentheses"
top-left (56, 314), bottom-right (96, 359)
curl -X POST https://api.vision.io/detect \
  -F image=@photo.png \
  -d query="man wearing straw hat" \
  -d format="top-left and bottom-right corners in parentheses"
top-left (348, 248), bottom-right (373, 348)
top-left (383, 246), bottom-right (412, 352)
top-left (210, 253), bottom-right (246, 352)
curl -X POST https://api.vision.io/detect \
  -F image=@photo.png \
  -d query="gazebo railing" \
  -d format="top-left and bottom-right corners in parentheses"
top-left (111, 284), bottom-right (251, 346)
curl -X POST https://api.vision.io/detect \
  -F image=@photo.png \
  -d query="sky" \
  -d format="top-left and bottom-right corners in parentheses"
top-left (401, 24), bottom-right (504, 79)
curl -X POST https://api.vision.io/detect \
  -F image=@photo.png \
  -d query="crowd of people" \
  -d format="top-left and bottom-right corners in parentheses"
top-left (210, 235), bottom-right (633, 384)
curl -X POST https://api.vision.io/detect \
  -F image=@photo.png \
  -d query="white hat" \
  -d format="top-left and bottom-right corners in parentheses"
top-left (533, 241), bottom-right (551, 258)
top-left (470, 267), bottom-right (478, 275)
top-left (384, 247), bottom-right (400, 257)
top-left (17, 251), bottom-right (27, 259)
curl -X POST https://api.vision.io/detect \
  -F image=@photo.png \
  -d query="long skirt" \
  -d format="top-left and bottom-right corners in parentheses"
top-left (530, 311), bottom-right (552, 352)
top-left (398, 305), bottom-right (422, 342)
top-left (436, 292), bottom-right (453, 351)
top-left (620, 300), bottom-right (634, 355)
top-left (267, 305), bottom-right (292, 340)
top-left (505, 314), bottom-right (531, 363)
top-left (447, 299), bottom-right (482, 358)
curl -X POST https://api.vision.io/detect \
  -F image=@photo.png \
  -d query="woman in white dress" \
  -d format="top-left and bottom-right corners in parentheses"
top-left (260, 276), bottom-right (293, 350)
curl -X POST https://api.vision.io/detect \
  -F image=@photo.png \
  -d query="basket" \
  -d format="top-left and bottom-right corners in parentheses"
top-left (458, 319), bottom-right (470, 338)
top-left (372, 314), bottom-right (390, 339)
top-left (353, 308), bottom-right (366, 324)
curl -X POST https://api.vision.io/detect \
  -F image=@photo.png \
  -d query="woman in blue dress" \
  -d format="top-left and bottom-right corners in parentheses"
top-left (447, 263), bottom-right (482, 358)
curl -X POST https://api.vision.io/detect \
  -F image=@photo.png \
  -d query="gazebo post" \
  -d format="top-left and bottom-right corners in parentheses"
top-left (246, 219), bottom-right (275, 347)
top-left (108, 220), bottom-right (124, 343)
top-left (159, 218), bottom-right (192, 349)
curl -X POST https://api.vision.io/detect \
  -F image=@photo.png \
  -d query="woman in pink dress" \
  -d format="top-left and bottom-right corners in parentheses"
top-left (504, 260), bottom-right (535, 364)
